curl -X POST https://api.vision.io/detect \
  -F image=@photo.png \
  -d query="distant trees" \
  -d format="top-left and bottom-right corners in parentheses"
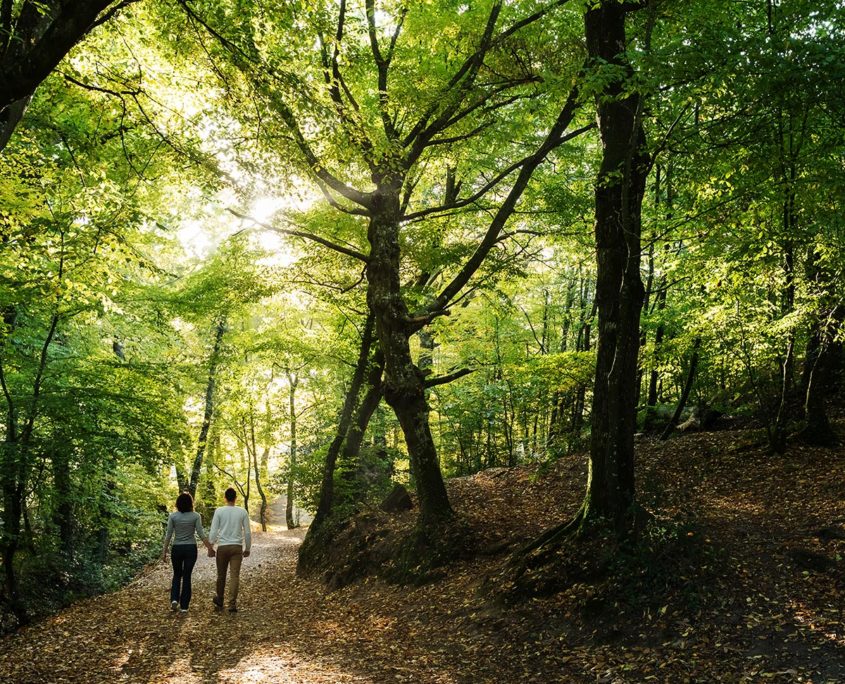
top-left (641, 0), bottom-right (845, 452)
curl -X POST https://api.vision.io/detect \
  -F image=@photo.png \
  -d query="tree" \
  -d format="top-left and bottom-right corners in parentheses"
top-left (578, 0), bottom-right (650, 531)
top-left (0, 0), bottom-right (133, 152)
top-left (175, 0), bottom-right (591, 532)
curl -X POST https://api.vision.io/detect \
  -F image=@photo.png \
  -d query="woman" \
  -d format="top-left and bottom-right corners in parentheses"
top-left (162, 492), bottom-right (214, 613)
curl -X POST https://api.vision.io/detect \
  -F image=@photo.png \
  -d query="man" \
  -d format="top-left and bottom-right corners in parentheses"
top-left (208, 487), bottom-right (252, 612)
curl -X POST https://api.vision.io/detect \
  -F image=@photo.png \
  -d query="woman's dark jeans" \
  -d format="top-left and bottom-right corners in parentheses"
top-left (170, 544), bottom-right (198, 609)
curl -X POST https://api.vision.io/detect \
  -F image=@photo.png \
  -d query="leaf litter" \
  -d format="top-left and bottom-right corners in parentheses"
top-left (0, 423), bottom-right (843, 682)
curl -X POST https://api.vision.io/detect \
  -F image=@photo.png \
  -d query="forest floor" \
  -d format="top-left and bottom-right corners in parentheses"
top-left (0, 424), bottom-right (844, 683)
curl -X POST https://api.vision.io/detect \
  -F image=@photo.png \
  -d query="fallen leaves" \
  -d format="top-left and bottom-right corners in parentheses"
top-left (0, 423), bottom-right (843, 682)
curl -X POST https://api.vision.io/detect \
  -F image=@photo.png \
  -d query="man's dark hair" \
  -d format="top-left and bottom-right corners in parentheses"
top-left (224, 487), bottom-right (237, 502)
top-left (176, 492), bottom-right (194, 513)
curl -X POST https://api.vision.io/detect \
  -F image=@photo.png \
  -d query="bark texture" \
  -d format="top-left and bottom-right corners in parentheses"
top-left (366, 181), bottom-right (453, 526)
top-left (583, 1), bottom-right (650, 530)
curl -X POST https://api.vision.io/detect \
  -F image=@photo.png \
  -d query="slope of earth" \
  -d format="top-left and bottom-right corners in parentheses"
top-left (0, 426), bottom-right (843, 683)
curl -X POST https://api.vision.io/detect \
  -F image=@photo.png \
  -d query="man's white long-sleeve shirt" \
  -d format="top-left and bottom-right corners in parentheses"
top-left (209, 505), bottom-right (252, 551)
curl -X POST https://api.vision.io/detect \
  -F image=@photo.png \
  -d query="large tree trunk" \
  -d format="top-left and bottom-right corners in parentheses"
top-left (188, 318), bottom-right (226, 498)
top-left (366, 184), bottom-right (453, 526)
top-left (582, 1), bottom-right (649, 531)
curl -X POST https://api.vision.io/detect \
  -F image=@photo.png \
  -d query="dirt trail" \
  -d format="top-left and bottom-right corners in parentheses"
top-left (0, 524), bottom-right (581, 684)
top-left (0, 522), bottom-right (581, 684)
top-left (0, 529), bottom-right (421, 684)
top-left (1, 431), bottom-right (844, 683)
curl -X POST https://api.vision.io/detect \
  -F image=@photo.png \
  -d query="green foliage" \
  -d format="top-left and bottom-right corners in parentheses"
top-left (1, 0), bottom-right (843, 626)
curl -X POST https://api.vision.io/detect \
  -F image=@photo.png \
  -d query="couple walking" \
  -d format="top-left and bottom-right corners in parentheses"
top-left (161, 487), bottom-right (252, 613)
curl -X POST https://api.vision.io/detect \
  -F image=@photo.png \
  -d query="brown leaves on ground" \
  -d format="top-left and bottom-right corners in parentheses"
top-left (0, 425), bottom-right (844, 683)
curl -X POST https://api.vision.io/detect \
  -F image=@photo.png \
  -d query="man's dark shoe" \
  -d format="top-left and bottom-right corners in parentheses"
top-left (228, 606), bottom-right (238, 613)
top-left (212, 595), bottom-right (223, 610)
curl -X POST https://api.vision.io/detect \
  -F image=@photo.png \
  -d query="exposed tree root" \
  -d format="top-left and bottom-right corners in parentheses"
top-left (297, 510), bottom-right (474, 589)
top-left (797, 423), bottom-right (840, 448)
top-left (497, 502), bottom-right (657, 602)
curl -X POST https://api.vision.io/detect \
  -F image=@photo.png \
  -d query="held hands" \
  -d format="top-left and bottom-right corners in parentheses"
top-left (208, 547), bottom-right (216, 558)
top-left (243, 550), bottom-right (250, 558)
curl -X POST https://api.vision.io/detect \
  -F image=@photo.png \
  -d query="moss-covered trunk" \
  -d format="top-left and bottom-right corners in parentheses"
top-left (366, 181), bottom-right (453, 526)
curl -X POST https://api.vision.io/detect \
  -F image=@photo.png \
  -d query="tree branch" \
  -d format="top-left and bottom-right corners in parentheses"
top-left (420, 86), bottom-right (587, 320)
top-left (20, 313), bottom-right (59, 445)
top-left (403, 155), bottom-right (532, 223)
top-left (213, 463), bottom-right (247, 496)
top-left (324, 1), bottom-right (377, 167)
top-left (0, 355), bottom-right (16, 442)
top-left (365, 0), bottom-right (400, 141)
top-left (0, 0), bottom-right (117, 112)
top-left (402, 0), bottom-right (573, 154)
top-left (177, 0), bottom-right (374, 210)
top-left (426, 120), bottom-right (495, 147)
top-left (227, 208), bottom-right (370, 263)
top-left (404, 120), bottom-right (591, 224)
top-left (424, 367), bottom-right (473, 388)
top-left (62, 72), bottom-right (141, 98)
top-left (266, 92), bottom-right (373, 209)
top-left (402, 0), bottom-right (503, 151)
top-left (435, 82), bottom-right (539, 137)
top-left (91, 0), bottom-right (141, 29)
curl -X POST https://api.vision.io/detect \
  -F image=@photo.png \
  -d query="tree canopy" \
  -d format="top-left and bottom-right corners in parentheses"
top-left (0, 0), bottom-right (843, 640)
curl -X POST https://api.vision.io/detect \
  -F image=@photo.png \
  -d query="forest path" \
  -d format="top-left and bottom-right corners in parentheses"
top-left (2, 433), bottom-right (844, 683)
top-left (0, 528), bottom-right (437, 684)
